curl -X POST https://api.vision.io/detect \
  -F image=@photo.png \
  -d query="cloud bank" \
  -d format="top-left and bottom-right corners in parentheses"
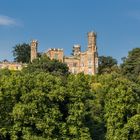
top-left (0, 15), bottom-right (17, 26)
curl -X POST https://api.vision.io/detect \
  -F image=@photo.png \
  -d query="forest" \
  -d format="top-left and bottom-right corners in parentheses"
top-left (0, 47), bottom-right (140, 140)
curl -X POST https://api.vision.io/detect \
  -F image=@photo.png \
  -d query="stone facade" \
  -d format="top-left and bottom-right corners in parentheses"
top-left (45, 32), bottom-right (98, 75)
top-left (0, 62), bottom-right (25, 71)
top-left (46, 48), bottom-right (64, 62)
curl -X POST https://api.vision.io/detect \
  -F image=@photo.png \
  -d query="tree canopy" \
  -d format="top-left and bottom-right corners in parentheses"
top-left (98, 56), bottom-right (118, 74)
top-left (23, 55), bottom-right (69, 76)
top-left (13, 43), bottom-right (31, 63)
top-left (121, 48), bottom-right (140, 81)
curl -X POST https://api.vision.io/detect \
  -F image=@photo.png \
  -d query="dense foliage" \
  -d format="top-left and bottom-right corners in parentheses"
top-left (121, 48), bottom-right (140, 81)
top-left (13, 43), bottom-right (31, 63)
top-left (0, 48), bottom-right (140, 139)
top-left (23, 55), bottom-right (69, 76)
top-left (98, 56), bottom-right (118, 74)
top-left (93, 73), bottom-right (140, 140)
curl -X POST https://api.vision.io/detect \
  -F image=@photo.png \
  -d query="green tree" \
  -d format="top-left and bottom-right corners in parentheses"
top-left (97, 73), bottom-right (140, 140)
top-left (105, 78), bottom-right (140, 139)
top-left (91, 76), bottom-right (106, 140)
top-left (13, 43), bottom-right (30, 63)
top-left (0, 72), bottom-right (96, 139)
top-left (0, 72), bottom-right (66, 139)
top-left (98, 56), bottom-right (118, 74)
top-left (121, 48), bottom-right (140, 81)
top-left (91, 72), bottom-right (140, 140)
top-left (11, 72), bottom-right (66, 140)
top-left (120, 114), bottom-right (140, 140)
top-left (63, 73), bottom-right (93, 139)
top-left (23, 55), bottom-right (69, 76)
top-left (0, 68), bottom-right (11, 77)
top-left (0, 73), bottom-right (24, 139)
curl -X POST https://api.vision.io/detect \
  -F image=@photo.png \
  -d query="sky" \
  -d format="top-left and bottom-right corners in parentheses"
top-left (0, 0), bottom-right (140, 63)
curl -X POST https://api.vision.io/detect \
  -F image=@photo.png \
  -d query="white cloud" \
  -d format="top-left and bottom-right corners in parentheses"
top-left (0, 15), bottom-right (18, 26)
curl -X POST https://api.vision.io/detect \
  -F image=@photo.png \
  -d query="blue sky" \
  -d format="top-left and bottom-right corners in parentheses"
top-left (0, 0), bottom-right (140, 63)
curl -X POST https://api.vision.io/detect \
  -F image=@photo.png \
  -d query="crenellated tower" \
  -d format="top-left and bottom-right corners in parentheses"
top-left (88, 32), bottom-right (96, 51)
top-left (73, 44), bottom-right (81, 56)
top-left (87, 32), bottom-right (98, 74)
top-left (30, 40), bottom-right (38, 62)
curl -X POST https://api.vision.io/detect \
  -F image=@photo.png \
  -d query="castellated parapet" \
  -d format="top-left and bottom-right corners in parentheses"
top-left (73, 45), bottom-right (81, 56)
top-left (30, 40), bottom-right (38, 62)
top-left (46, 48), bottom-right (64, 62)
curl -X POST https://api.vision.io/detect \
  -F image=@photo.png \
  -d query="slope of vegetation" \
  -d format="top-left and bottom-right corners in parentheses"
top-left (0, 48), bottom-right (140, 140)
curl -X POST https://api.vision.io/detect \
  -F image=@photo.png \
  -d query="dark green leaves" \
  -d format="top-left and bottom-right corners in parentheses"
top-left (13, 43), bottom-right (30, 63)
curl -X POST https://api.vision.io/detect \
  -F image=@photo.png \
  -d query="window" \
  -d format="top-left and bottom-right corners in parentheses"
top-left (54, 53), bottom-right (58, 59)
top-left (88, 61), bottom-right (92, 67)
top-left (81, 63), bottom-right (84, 67)
top-left (88, 54), bottom-right (93, 60)
top-left (81, 56), bottom-right (85, 61)
top-left (73, 63), bottom-right (77, 67)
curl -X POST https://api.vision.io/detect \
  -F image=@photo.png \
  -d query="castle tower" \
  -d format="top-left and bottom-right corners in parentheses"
top-left (86, 32), bottom-right (98, 74)
top-left (88, 32), bottom-right (96, 51)
top-left (73, 44), bottom-right (81, 56)
top-left (30, 40), bottom-right (38, 62)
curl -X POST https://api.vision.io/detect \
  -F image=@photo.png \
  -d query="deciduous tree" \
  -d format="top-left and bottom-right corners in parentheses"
top-left (23, 55), bottom-right (69, 76)
top-left (13, 43), bottom-right (30, 63)
top-left (121, 48), bottom-right (140, 81)
top-left (98, 56), bottom-right (118, 74)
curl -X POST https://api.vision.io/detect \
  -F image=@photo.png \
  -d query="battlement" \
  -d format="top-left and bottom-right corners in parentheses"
top-left (32, 40), bottom-right (38, 43)
top-left (88, 32), bottom-right (96, 37)
top-left (73, 45), bottom-right (81, 56)
top-left (73, 44), bottom-right (81, 48)
top-left (48, 48), bottom-right (63, 51)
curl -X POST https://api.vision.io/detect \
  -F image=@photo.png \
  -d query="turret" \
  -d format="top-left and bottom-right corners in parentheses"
top-left (86, 32), bottom-right (98, 75)
top-left (87, 32), bottom-right (96, 50)
top-left (72, 44), bottom-right (81, 56)
top-left (30, 40), bottom-right (38, 62)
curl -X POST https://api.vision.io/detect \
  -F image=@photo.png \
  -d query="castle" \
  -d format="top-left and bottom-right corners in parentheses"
top-left (31, 32), bottom-right (98, 75)
top-left (0, 31), bottom-right (98, 75)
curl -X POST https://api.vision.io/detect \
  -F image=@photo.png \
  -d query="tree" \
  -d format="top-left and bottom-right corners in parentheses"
top-left (0, 73), bottom-right (24, 139)
top-left (0, 71), bottom-right (96, 139)
top-left (104, 77), bottom-right (140, 140)
top-left (23, 55), bottom-right (69, 76)
top-left (95, 73), bottom-right (140, 140)
top-left (63, 73), bottom-right (93, 139)
top-left (121, 48), bottom-right (140, 81)
top-left (0, 68), bottom-right (11, 77)
top-left (91, 76), bottom-right (107, 140)
top-left (120, 114), bottom-right (140, 140)
top-left (98, 56), bottom-right (118, 74)
top-left (11, 72), bottom-right (66, 140)
top-left (91, 72), bottom-right (140, 140)
top-left (0, 72), bottom-right (67, 139)
top-left (13, 43), bottom-right (30, 63)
